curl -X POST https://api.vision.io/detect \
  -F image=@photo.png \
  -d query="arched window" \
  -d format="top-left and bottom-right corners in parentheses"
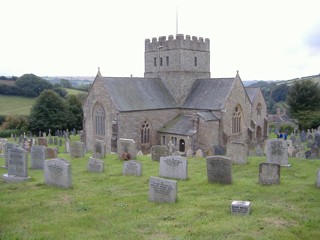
top-left (257, 103), bottom-right (262, 120)
top-left (232, 106), bottom-right (242, 134)
top-left (93, 103), bottom-right (105, 136)
top-left (141, 121), bottom-right (151, 144)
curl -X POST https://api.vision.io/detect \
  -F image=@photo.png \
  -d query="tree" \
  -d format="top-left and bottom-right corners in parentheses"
top-left (29, 90), bottom-right (67, 133)
top-left (15, 74), bottom-right (53, 97)
top-left (287, 79), bottom-right (320, 117)
top-left (65, 94), bottom-right (83, 130)
top-left (60, 79), bottom-right (72, 88)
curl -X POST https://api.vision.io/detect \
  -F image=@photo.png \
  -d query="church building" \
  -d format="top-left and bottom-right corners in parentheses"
top-left (83, 34), bottom-right (268, 158)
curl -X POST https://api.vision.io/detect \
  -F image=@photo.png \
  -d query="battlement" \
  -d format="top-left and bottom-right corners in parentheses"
top-left (145, 34), bottom-right (210, 52)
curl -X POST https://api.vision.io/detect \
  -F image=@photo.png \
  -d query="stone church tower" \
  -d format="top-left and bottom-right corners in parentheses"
top-left (144, 34), bottom-right (210, 105)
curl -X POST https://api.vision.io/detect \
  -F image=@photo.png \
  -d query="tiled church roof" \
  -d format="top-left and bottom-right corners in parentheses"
top-left (101, 77), bottom-right (179, 111)
top-left (245, 87), bottom-right (260, 104)
top-left (158, 114), bottom-right (196, 136)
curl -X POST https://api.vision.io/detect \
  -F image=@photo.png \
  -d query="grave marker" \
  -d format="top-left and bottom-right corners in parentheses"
top-left (206, 156), bottom-right (232, 184)
top-left (266, 139), bottom-right (290, 166)
top-left (44, 158), bottom-right (72, 188)
top-left (30, 145), bottom-right (47, 169)
top-left (259, 162), bottom-right (280, 185)
top-left (87, 157), bottom-right (104, 173)
top-left (231, 201), bottom-right (251, 215)
top-left (149, 176), bottom-right (177, 203)
top-left (150, 145), bottom-right (169, 161)
top-left (123, 160), bottom-right (142, 176)
top-left (159, 156), bottom-right (188, 180)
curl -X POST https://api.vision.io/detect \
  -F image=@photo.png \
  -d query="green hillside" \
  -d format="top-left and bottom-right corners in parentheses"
top-left (0, 95), bottom-right (35, 115)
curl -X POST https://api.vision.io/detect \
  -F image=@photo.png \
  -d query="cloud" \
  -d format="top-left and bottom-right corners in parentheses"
top-left (305, 23), bottom-right (320, 54)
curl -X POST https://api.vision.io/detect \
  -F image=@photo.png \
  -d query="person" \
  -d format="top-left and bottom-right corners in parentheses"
top-left (279, 132), bottom-right (283, 139)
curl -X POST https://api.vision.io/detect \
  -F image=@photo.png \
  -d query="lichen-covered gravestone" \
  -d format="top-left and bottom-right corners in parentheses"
top-left (70, 141), bottom-right (85, 158)
top-left (206, 156), bottom-right (232, 184)
top-left (3, 142), bottom-right (19, 168)
top-left (259, 162), bottom-right (280, 185)
top-left (266, 139), bottom-right (290, 166)
top-left (44, 158), bottom-right (72, 188)
top-left (159, 156), bottom-right (188, 180)
top-left (150, 145), bottom-right (169, 161)
top-left (226, 142), bottom-right (247, 164)
top-left (87, 157), bottom-right (104, 173)
top-left (117, 138), bottom-right (137, 160)
top-left (92, 139), bottom-right (106, 159)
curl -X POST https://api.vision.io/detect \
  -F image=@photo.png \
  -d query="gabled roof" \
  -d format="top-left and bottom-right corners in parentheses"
top-left (245, 87), bottom-right (260, 104)
top-left (182, 78), bottom-right (235, 110)
top-left (197, 112), bottom-right (220, 121)
top-left (100, 77), bottom-right (178, 111)
top-left (158, 114), bottom-right (196, 136)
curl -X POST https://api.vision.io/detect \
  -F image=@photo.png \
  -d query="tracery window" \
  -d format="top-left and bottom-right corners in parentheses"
top-left (257, 103), bottom-right (262, 120)
top-left (232, 106), bottom-right (242, 134)
top-left (141, 121), bottom-right (150, 144)
top-left (93, 103), bottom-right (105, 136)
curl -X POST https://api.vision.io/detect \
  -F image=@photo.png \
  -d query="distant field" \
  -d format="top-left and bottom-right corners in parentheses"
top-left (65, 88), bottom-right (87, 95)
top-left (0, 95), bottom-right (35, 115)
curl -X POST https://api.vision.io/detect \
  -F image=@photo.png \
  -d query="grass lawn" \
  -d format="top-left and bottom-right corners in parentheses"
top-left (1, 139), bottom-right (320, 239)
top-left (0, 95), bottom-right (35, 115)
top-left (65, 88), bottom-right (87, 95)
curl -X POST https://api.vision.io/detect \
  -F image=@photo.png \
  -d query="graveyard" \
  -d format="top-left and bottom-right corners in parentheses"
top-left (1, 135), bottom-right (320, 239)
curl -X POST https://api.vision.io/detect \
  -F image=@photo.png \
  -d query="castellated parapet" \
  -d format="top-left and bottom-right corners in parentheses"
top-left (145, 34), bottom-right (210, 52)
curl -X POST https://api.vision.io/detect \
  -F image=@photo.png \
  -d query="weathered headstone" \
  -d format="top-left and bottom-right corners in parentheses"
top-left (136, 151), bottom-right (143, 157)
top-left (295, 151), bottom-right (306, 159)
top-left (92, 139), bottom-right (106, 159)
top-left (3, 147), bottom-right (30, 182)
top-left (150, 145), bottom-right (169, 161)
top-left (259, 162), bottom-right (280, 185)
top-left (314, 132), bottom-right (320, 148)
top-left (159, 156), bottom-right (188, 180)
top-left (53, 137), bottom-right (58, 145)
top-left (38, 137), bottom-right (48, 147)
top-left (186, 149), bottom-right (193, 158)
top-left (3, 142), bottom-right (19, 168)
top-left (206, 156), bottom-right (232, 184)
top-left (231, 201), bottom-right (251, 215)
top-left (87, 157), bottom-right (104, 173)
top-left (70, 141), bottom-right (85, 158)
top-left (44, 158), bottom-right (72, 188)
top-left (300, 130), bottom-right (307, 142)
top-left (149, 176), bottom-right (177, 203)
top-left (47, 147), bottom-right (58, 159)
top-left (30, 145), bottom-right (47, 169)
top-left (316, 169), bottom-right (320, 188)
top-left (65, 139), bottom-right (70, 153)
top-left (123, 160), bottom-right (142, 176)
top-left (195, 149), bottom-right (204, 158)
top-left (117, 138), bottom-right (137, 160)
top-left (266, 139), bottom-right (289, 166)
top-left (213, 145), bottom-right (226, 155)
top-left (226, 142), bottom-right (247, 164)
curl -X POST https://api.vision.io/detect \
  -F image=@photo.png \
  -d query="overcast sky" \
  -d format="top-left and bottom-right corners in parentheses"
top-left (1, 0), bottom-right (319, 80)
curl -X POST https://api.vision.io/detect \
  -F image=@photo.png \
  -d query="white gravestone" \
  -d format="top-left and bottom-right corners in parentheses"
top-left (159, 156), bottom-right (188, 180)
top-left (266, 139), bottom-right (290, 166)
top-left (44, 158), bottom-right (72, 188)
top-left (231, 201), bottom-right (251, 215)
top-left (149, 176), bottom-right (177, 203)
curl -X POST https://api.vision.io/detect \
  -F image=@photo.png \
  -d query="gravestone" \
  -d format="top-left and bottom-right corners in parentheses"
top-left (44, 158), bottom-right (72, 188)
top-left (49, 136), bottom-right (53, 145)
top-left (226, 142), bottom-right (247, 164)
top-left (206, 156), bottom-right (232, 184)
top-left (92, 139), bottom-right (106, 159)
top-left (30, 145), bottom-right (47, 169)
top-left (300, 130), bottom-right (307, 142)
top-left (117, 138), bottom-right (137, 160)
top-left (123, 160), bottom-right (142, 176)
top-left (3, 147), bottom-right (30, 182)
top-left (65, 139), bottom-right (70, 153)
top-left (213, 145), bottom-right (226, 155)
top-left (149, 176), bottom-right (177, 203)
top-left (289, 135), bottom-right (296, 143)
top-left (266, 139), bottom-right (289, 166)
top-left (231, 201), bottom-right (251, 215)
top-left (295, 151), bottom-right (306, 159)
top-left (70, 141), bottom-right (85, 158)
top-left (317, 169), bottom-right (320, 188)
top-left (87, 157), bottom-right (104, 173)
top-left (159, 156), bottom-right (188, 180)
top-left (3, 142), bottom-right (19, 168)
top-left (54, 137), bottom-right (58, 145)
top-left (314, 132), bottom-right (320, 148)
top-left (136, 151), bottom-right (143, 157)
top-left (259, 162), bottom-right (280, 185)
top-left (58, 138), bottom-right (63, 147)
top-left (47, 147), bottom-right (58, 158)
top-left (195, 149), bottom-right (204, 158)
top-left (150, 145), bottom-right (169, 161)
top-left (186, 149), bottom-right (193, 158)
top-left (287, 145), bottom-right (295, 157)
top-left (38, 137), bottom-right (48, 147)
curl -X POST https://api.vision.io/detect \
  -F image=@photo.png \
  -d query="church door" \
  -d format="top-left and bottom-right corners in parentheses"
top-left (179, 139), bottom-right (185, 152)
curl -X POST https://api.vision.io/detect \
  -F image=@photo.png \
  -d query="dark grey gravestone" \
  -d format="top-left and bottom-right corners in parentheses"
top-left (314, 132), bottom-right (320, 148)
top-left (92, 139), bottom-right (106, 159)
top-left (3, 142), bottom-right (19, 168)
top-left (159, 156), bottom-right (188, 180)
top-left (3, 147), bottom-right (30, 182)
top-left (289, 135), bottom-right (296, 143)
top-left (117, 138), bottom-right (137, 160)
top-left (266, 139), bottom-right (289, 166)
top-left (38, 137), bottom-right (48, 147)
top-left (123, 160), bottom-right (142, 176)
top-left (213, 145), bottom-right (226, 155)
top-left (305, 150), bottom-right (312, 159)
top-left (300, 130), bottom-right (307, 142)
top-left (150, 145), bottom-right (169, 161)
top-left (30, 145), bottom-right (47, 169)
top-left (44, 158), bottom-right (72, 188)
top-left (231, 201), bottom-right (251, 215)
top-left (70, 141), bottom-right (85, 158)
top-left (206, 156), bottom-right (232, 184)
top-left (53, 137), bottom-right (58, 145)
top-left (87, 157), bottom-right (104, 173)
top-left (149, 176), bottom-right (177, 203)
top-left (259, 162), bottom-right (280, 185)
top-left (49, 136), bottom-right (53, 145)
top-left (58, 138), bottom-right (63, 147)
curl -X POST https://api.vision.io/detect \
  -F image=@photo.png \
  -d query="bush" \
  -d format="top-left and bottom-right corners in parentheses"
top-left (279, 123), bottom-right (295, 134)
top-left (0, 129), bottom-right (21, 138)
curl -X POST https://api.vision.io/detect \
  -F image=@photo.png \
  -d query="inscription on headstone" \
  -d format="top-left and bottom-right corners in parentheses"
top-left (206, 156), bottom-right (232, 184)
top-left (149, 176), bottom-right (177, 203)
top-left (159, 156), bottom-right (188, 180)
top-left (231, 201), bottom-right (251, 215)
top-left (123, 160), bottom-right (142, 176)
top-left (266, 139), bottom-right (289, 166)
top-left (44, 158), bottom-right (72, 188)
top-left (259, 162), bottom-right (280, 185)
